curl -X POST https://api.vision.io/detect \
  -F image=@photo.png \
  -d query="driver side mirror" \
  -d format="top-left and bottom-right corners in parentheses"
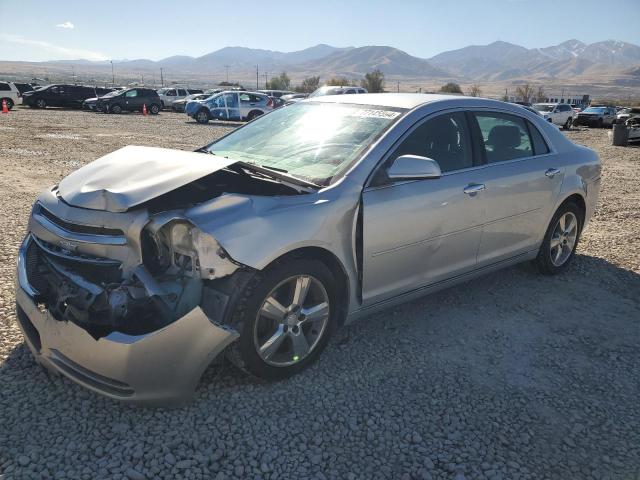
top-left (387, 155), bottom-right (442, 181)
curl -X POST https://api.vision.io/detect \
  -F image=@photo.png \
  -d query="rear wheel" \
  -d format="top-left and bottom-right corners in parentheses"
top-left (247, 110), bottom-right (263, 121)
top-left (2, 98), bottom-right (14, 110)
top-left (227, 259), bottom-right (336, 380)
top-left (110, 104), bottom-right (123, 114)
top-left (149, 104), bottom-right (160, 115)
top-left (534, 202), bottom-right (582, 274)
top-left (35, 98), bottom-right (46, 109)
top-left (195, 109), bottom-right (210, 124)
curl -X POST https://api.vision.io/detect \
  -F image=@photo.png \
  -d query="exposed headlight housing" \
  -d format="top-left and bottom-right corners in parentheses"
top-left (142, 220), bottom-right (239, 280)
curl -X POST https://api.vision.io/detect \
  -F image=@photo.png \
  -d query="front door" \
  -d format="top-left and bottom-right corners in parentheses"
top-left (124, 89), bottom-right (141, 111)
top-left (223, 93), bottom-right (241, 121)
top-left (471, 111), bottom-right (564, 265)
top-left (362, 111), bottom-right (485, 305)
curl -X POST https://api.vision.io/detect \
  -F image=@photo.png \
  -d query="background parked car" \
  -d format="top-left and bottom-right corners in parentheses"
top-left (309, 86), bottom-right (368, 97)
top-left (269, 96), bottom-right (286, 109)
top-left (171, 93), bottom-right (211, 112)
top-left (157, 87), bottom-right (203, 108)
top-left (574, 106), bottom-right (617, 128)
top-left (13, 82), bottom-right (34, 96)
top-left (281, 93), bottom-right (308, 103)
top-left (532, 103), bottom-right (575, 129)
top-left (83, 89), bottom-right (119, 111)
top-left (0, 82), bottom-right (20, 110)
top-left (97, 88), bottom-right (161, 114)
top-left (258, 89), bottom-right (296, 98)
top-left (615, 107), bottom-right (640, 124)
top-left (186, 91), bottom-right (272, 124)
top-left (21, 84), bottom-right (112, 109)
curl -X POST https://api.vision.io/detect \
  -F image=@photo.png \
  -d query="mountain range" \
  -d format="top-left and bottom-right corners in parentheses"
top-left (101, 39), bottom-right (640, 82)
top-left (6, 39), bottom-right (640, 88)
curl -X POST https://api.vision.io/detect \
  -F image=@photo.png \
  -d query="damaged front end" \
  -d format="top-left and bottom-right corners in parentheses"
top-left (16, 200), bottom-right (255, 405)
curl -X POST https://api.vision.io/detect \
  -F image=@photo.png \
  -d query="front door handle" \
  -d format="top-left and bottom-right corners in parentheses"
top-left (545, 168), bottom-right (561, 178)
top-left (463, 183), bottom-right (486, 195)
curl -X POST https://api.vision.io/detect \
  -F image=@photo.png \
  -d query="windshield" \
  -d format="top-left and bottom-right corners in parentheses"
top-left (206, 102), bottom-right (404, 185)
top-left (101, 90), bottom-right (119, 98)
top-left (533, 104), bottom-right (555, 112)
top-left (583, 107), bottom-right (606, 113)
top-left (157, 88), bottom-right (168, 95)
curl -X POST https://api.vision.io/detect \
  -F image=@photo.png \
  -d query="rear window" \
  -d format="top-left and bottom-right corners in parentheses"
top-left (527, 121), bottom-right (550, 155)
top-left (474, 112), bottom-right (533, 163)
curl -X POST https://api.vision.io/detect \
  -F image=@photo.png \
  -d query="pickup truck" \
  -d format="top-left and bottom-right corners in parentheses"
top-left (532, 103), bottom-right (575, 129)
top-left (574, 106), bottom-right (617, 128)
top-left (156, 87), bottom-right (203, 108)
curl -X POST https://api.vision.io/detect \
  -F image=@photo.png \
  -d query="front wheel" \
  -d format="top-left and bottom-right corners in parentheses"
top-left (195, 109), bottom-right (210, 124)
top-left (227, 259), bottom-right (336, 380)
top-left (110, 104), bottom-right (123, 114)
top-left (149, 104), bottom-right (160, 115)
top-left (35, 99), bottom-right (46, 109)
top-left (246, 110), bottom-right (263, 121)
top-left (534, 203), bottom-right (582, 274)
top-left (2, 98), bottom-right (14, 110)
top-left (563, 117), bottom-right (573, 130)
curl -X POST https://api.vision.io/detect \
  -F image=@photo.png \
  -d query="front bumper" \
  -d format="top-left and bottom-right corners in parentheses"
top-left (15, 235), bottom-right (239, 406)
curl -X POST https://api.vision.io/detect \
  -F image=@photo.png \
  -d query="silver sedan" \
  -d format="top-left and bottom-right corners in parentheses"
top-left (15, 94), bottom-right (601, 405)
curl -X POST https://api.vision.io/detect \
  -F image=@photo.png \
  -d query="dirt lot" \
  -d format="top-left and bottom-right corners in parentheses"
top-left (0, 108), bottom-right (639, 480)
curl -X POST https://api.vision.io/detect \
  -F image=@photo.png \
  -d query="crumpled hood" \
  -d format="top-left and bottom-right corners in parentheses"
top-left (57, 145), bottom-right (236, 212)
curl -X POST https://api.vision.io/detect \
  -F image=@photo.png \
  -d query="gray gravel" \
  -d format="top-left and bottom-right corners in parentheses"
top-left (1, 109), bottom-right (639, 479)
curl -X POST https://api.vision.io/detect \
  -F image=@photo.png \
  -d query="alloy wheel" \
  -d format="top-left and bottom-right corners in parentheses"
top-left (253, 275), bottom-right (330, 367)
top-left (549, 212), bottom-right (578, 266)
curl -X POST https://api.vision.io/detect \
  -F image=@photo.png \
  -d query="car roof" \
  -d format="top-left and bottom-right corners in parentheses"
top-left (305, 93), bottom-right (508, 110)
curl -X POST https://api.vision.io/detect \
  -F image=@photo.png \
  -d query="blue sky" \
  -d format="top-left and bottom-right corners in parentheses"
top-left (0, 0), bottom-right (639, 62)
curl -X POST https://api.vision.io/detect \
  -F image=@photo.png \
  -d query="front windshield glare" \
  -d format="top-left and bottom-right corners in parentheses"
top-left (583, 107), bottom-right (605, 113)
top-left (207, 103), bottom-right (403, 185)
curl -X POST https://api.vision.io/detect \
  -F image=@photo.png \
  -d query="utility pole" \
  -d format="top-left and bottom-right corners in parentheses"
top-left (141, 74), bottom-right (144, 85)
top-left (397, 81), bottom-right (400, 93)
top-left (263, 72), bottom-right (271, 89)
top-left (71, 65), bottom-right (76, 84)
top-left (256, 65), bottom-right (259, 90)
top-left (110, 60), bottom-right (115, 85)
top-left (224, 65), bottom-right (230, 83)
top-left (160, 68), bottom-right (164, 87)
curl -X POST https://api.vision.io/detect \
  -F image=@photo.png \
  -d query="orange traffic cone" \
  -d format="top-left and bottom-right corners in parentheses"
top-left (142, 103), bottom-right (147, 116)
top-left (1, 99), bottom-right (8, 114)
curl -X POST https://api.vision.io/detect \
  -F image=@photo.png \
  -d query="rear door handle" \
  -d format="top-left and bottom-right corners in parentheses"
top-left (463, 183), bottom-right (486, 195)
top-left (545, 168), bottom-right (561, 178)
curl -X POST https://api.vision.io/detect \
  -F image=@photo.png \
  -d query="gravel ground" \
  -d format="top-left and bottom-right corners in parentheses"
top-left (1, 108), bottom-right (639, 480)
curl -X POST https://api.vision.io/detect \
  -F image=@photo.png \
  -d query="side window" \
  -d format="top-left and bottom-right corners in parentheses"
top-left (474, 112), bottom-right (533, 163)
top-left (50, 86), bottom-right (59, 94)
top-left (177, 89), bottom-right (187, 96)
top-left (345, 89), bottom-right (356, 94)
top-left (390, 112), bottom-right (473, 173)
top-left (166, 89), bottom-right (176, 96)
top-left (239, 93), bottom-right (251, 102)
top-left (0, 83), bottom-right (10, 91)
top-left (125, 89), bottom-right (138, 98)
top-left (527, 121), bottom-right (550, 155)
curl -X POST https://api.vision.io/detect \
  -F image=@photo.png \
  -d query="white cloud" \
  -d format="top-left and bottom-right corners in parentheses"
top-left (56, 21), bottom-right (75, 29)
top-left (0, 34), bottom-right (108, 61)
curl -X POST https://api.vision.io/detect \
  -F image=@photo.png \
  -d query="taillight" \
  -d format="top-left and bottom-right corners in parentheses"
top-left (266, 98), bottom-right (273, 107)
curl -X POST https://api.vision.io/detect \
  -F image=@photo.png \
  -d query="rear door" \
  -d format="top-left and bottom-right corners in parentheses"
top-left (224, 92), bottom-right (241, 120)
top-left (470, 111), bottom-right (564, 265)
top-left (123, 88), bottom-right (141, 111)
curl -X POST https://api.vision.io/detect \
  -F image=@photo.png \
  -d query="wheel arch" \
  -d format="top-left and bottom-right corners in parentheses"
top-left (262, 246), bottom-right (350, 328)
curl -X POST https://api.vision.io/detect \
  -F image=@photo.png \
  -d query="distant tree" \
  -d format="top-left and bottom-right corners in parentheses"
top-left (296, 76), bottom-right (320, 93)
top-left (440, 82), bottom-right (463, 94)
top-left (326, 77), bottom-right (353, 86)
top-left (467, 84), bottom-right (482, 97)
top-left (361, 69), bottom-right (385, 93)
top-left (515, 84), bottom-right (536, 103)
top-left (535, 86), bottom-right (546, 102)
top-left (266, 72), bottom-right (291, 90)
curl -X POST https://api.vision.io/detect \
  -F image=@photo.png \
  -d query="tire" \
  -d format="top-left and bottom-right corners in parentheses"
top-left (563, 117), bottom-right (573, 130)
top-left (149, 104), bottom-right (160, 115)
top-left (247, 110), bottom-right (263, 121)
top-left (2, 98), bottom-right (14, 110)
top-left (195, 109), bottom-right (210, 124)
top-left (534, 202), bottom-right (583, 275)
top-left (227, 258), bottom-right (337, 380)
top-left (597, 118), bottom-right (604, 128)
top-left (35, 98), bottom-right (46, 109)
top-left (110, 104), bottom-right (122, 114)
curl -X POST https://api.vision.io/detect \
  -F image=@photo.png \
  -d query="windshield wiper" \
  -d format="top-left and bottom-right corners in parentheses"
top-left (234, 161), bottom-right (320, 190)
